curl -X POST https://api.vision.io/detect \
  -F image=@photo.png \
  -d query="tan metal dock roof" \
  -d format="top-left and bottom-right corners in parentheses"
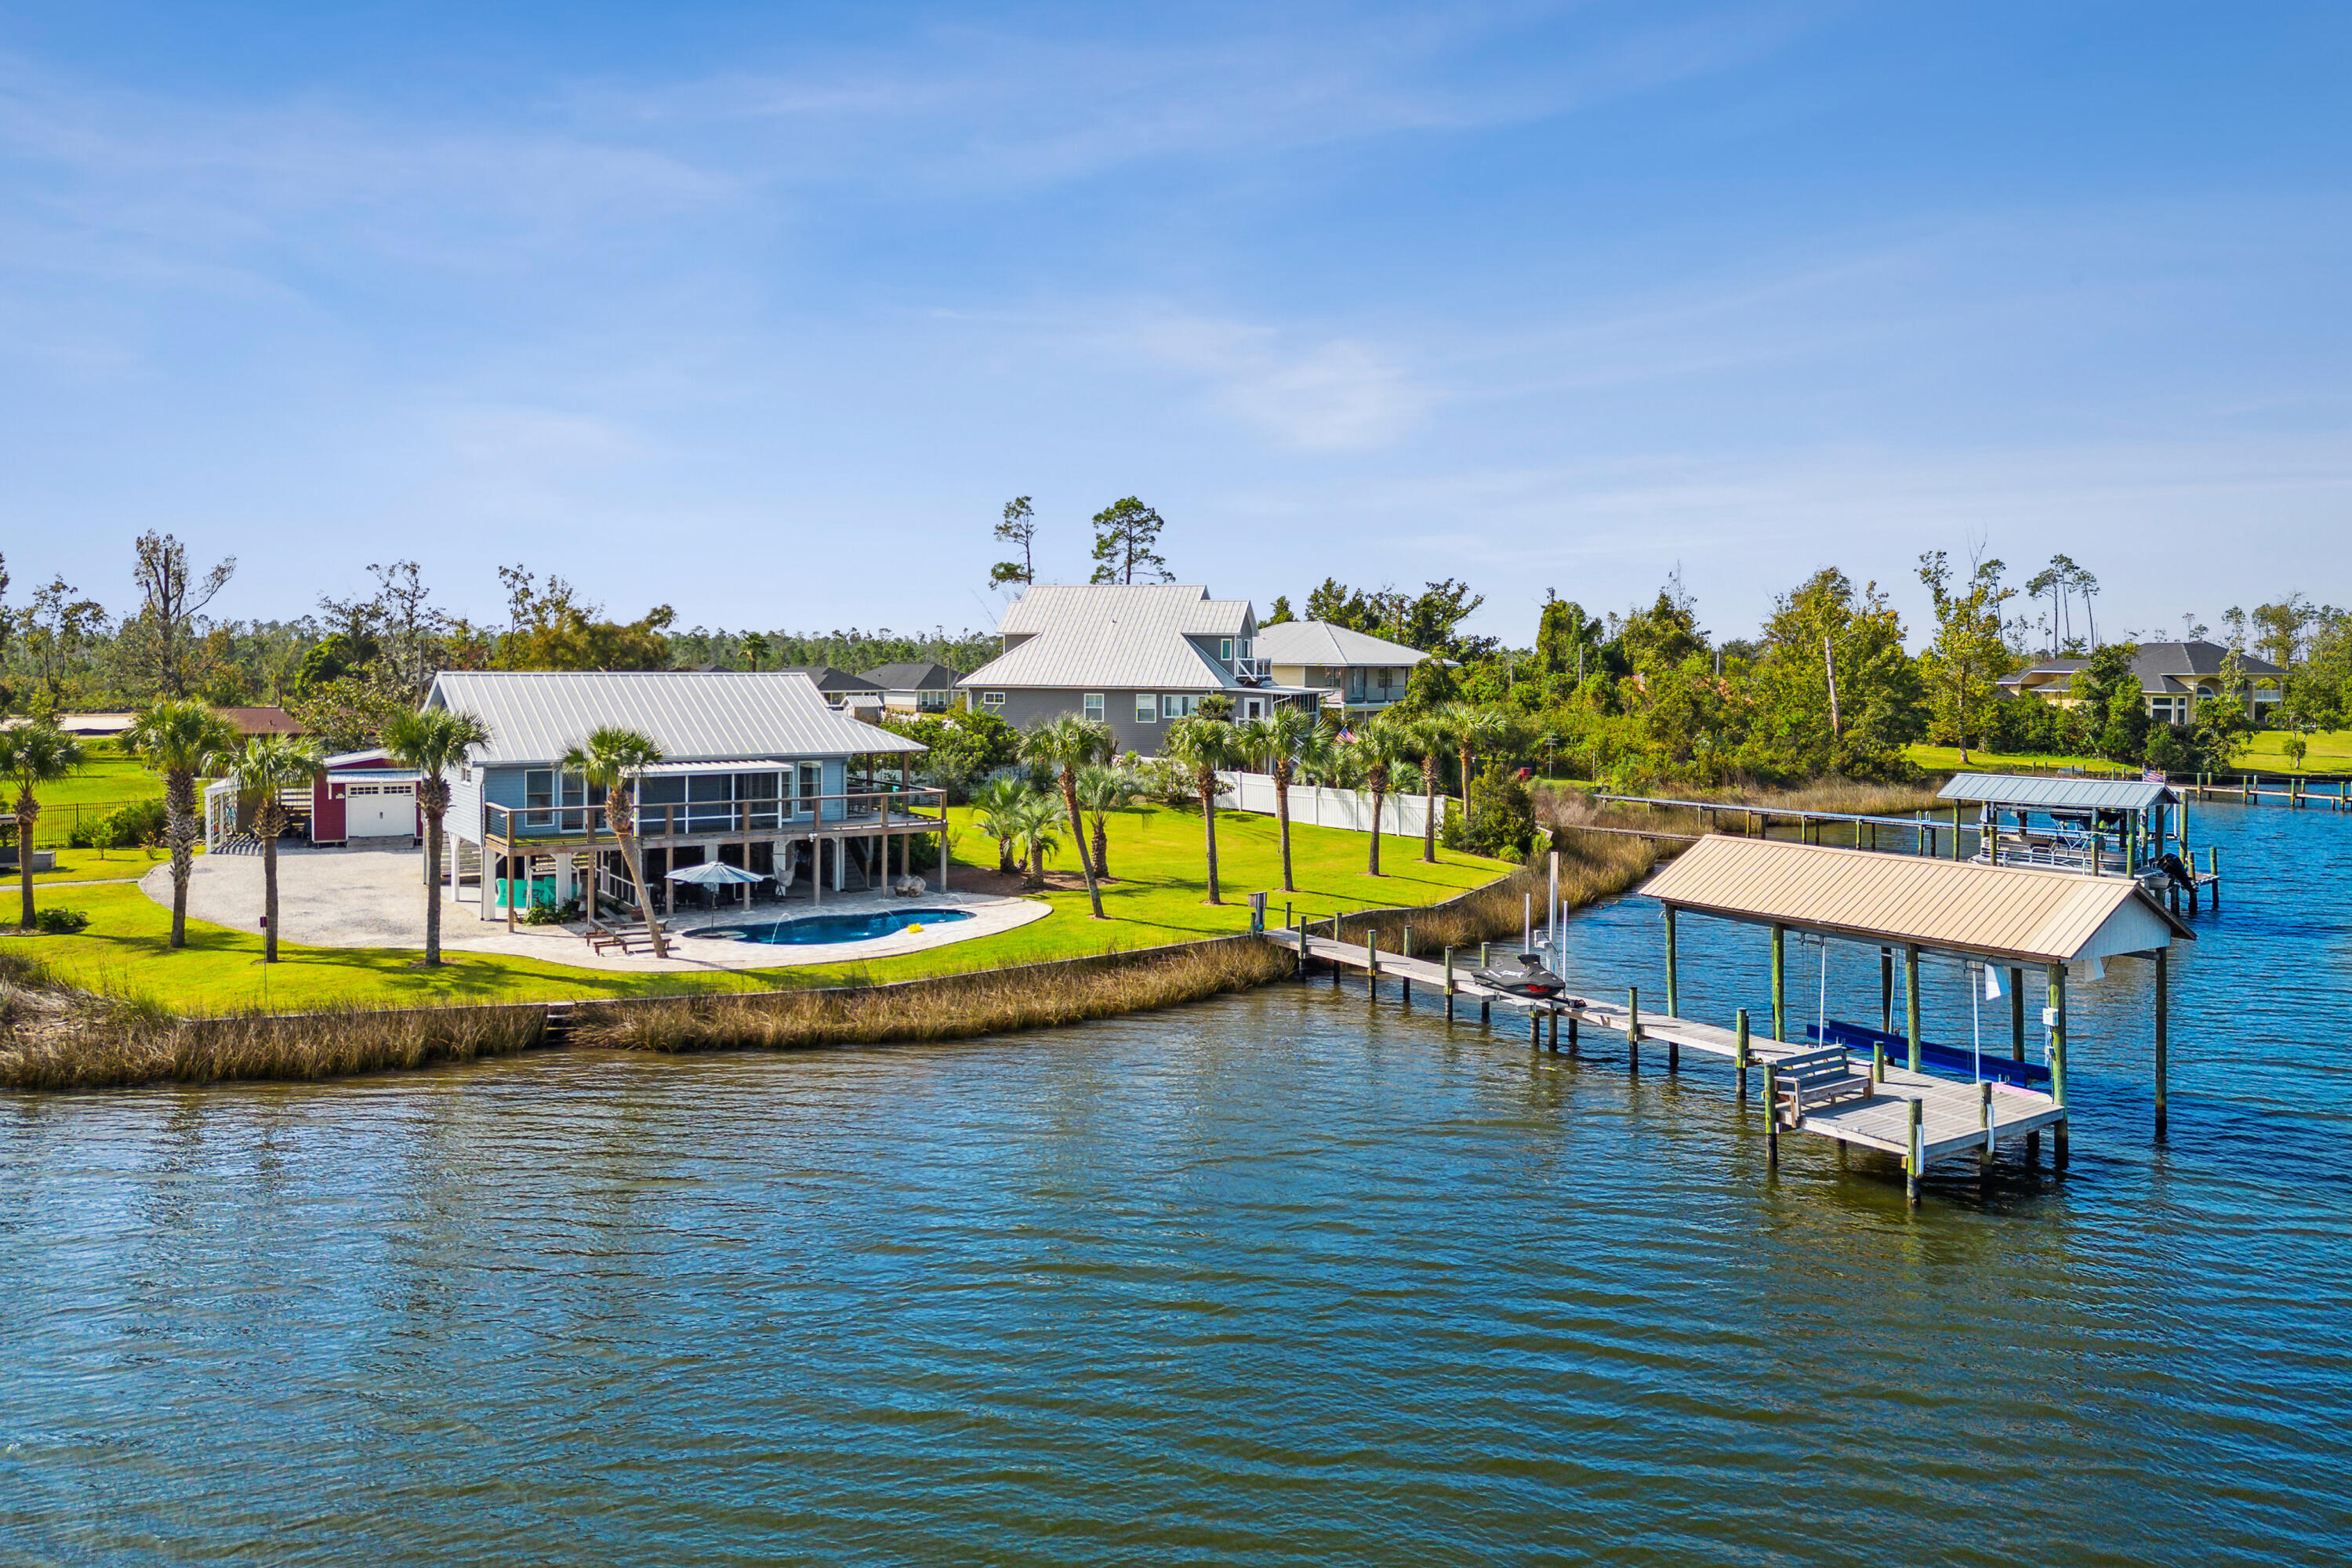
top-left (1637, 835), bottom-right (2191, 965)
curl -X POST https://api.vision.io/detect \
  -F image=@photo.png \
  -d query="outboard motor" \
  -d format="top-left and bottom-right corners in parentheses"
top-left (2158, 851), bottom-right (2197, 891)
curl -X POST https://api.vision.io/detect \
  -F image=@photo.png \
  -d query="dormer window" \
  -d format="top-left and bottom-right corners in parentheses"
top-left (1220, 639), bottom-right (1234, 662)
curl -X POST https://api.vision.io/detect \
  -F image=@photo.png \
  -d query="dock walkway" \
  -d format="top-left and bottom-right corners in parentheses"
top-left (1264, 928), bottom-right (2067, 1196)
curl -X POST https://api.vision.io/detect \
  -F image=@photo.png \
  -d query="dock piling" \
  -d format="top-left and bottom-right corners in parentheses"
top-left (1734, 1008), bottom-right (1750, 1099)
top-left (2154, 947), bottom-right (2169, 1138)
top-left (1904, 944), bottom-right (1922, 1073)
top-left (1765, 1064), bottom-right (1780, 1164)
top-left (1628, 986), bottom-right (1641, 1072)
top-left (1907, 1098), bottom-right (1925, 1203)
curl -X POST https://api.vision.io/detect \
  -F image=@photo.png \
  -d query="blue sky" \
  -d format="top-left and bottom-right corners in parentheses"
top-left (3, 2), bottom-right (2348, 648)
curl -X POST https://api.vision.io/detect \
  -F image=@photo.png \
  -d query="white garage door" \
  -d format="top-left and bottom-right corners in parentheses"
top-left (345, 782), bottom-right (415, 839)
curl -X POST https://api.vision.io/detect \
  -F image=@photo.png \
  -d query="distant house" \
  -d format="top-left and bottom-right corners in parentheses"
top-left (861, 661), bottom-right (960, 714)
top-left (956, 583), bottom-right (1321, 753)
top-left (420, 670), bottom-right (931, 924)
top-left (1254, 621), bottom-right (1436, 713)
top-left (1999, 641), bottom-right (2287, 724)
top-left (775, 666), bottom-right (885, 717)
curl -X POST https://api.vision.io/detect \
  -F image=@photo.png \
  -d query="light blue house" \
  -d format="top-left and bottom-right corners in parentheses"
top-left (421, 670), bottom-right (934, 924)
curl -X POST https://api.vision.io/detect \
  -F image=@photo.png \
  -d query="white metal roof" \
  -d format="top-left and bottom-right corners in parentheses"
top-left (423, 671), bottom-right (924, 768)
top-left (1254, 620), bottom-right (1434, 670)
top-left (1940, 774), bottom-right (2176, 812)
top-left (963, 583), bottom-right (1251, 691)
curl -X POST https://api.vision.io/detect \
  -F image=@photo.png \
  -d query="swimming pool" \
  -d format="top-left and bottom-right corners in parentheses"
top-left (693, 907), bottom-right (975, 946)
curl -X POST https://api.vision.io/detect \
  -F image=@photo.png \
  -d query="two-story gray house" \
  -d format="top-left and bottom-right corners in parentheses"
top-left (422, 670), bottom-right (933, 926)
top-left (956, 583), bottom-right (1323, 753)
top-left (1254, 620), bottom-right (1436, 713)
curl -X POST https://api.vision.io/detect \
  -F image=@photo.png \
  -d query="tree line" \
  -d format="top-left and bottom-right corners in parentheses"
top-left (0, 542), bottom-right (997, 751)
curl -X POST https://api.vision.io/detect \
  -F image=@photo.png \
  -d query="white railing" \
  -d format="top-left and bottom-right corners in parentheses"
top-left (1214, 771), bottom-right (1449, 840)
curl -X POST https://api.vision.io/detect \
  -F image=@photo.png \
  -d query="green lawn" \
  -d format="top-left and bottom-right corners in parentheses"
top-left (1909, 731), bottom-right (2352, 777)
top-left (0, 802), bottom-right (1512, 1016)
top-left (18, 749), bottom-right (166, 847)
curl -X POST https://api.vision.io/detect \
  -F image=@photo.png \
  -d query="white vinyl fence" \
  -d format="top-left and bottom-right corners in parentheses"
top-left (1214, 771), bottom-right (1449, 840)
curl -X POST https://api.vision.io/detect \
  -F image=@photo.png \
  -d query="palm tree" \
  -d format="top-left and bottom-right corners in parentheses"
top-left (0, 719), bottom-right (85, 930)
top-left (1022, 714), bottom-right (1114, 920)
top-left (1350, 713), bottom-right (1413, 877)
top-left (1164, 713), bottom-right (1244, 904)
top-left (1236, 706), bottom-right (1330, 894)
top-left (385, 708), bottom-right (492, 967)
top-left (560, 726), bottom-right (669, 960)
top-left (1444, 703), bottom-right (1512, 810)
top-left (231, 735), bottom-right (326, 963)
top-left (123, 699), bottom-right (241, 949)
top-left (971, 775), bottom-right (1029, 876)
top-left (1075, 764), bottom-right (1138, 883)
top-left (1406, 711), bottom-right (1450, 864)
top-left (1007, 789), bottom-right (1063, 890)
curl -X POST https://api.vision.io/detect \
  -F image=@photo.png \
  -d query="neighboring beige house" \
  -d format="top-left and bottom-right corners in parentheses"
top-left (1254, 620), bottom-right (1436, 713)
top-left (1998, 640), bottom-right (2286, 723)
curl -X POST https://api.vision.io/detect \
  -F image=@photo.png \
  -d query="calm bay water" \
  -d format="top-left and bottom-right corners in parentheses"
top-left (5, 802), bottom-right (2350, 1564)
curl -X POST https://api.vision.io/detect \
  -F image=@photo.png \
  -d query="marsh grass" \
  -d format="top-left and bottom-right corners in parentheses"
top-left (1305, 829), bottom-right (1665, 959)
top-left (572, 936), bottom-right (1294, 1053)
top-left (0, 949), bottom-right (549, 1091)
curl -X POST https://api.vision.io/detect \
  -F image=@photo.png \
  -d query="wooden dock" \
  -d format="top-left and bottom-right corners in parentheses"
top-left (1264, 928), bottom-right (2067, 1202)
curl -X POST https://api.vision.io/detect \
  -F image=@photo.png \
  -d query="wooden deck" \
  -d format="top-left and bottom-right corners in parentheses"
top-left (1265, 929), bottom-right (2067, 1195)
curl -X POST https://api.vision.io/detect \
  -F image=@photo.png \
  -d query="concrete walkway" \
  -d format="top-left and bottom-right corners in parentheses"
top-left (147, 843), bottom-right (1049, 973)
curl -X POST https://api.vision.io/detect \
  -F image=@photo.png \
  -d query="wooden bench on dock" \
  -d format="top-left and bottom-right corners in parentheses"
top-left (1770, 1046), bottom-right (1875, 1126)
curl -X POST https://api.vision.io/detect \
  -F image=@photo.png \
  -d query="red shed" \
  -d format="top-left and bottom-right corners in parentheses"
top-left (313, 748), bottom-right (422, 847)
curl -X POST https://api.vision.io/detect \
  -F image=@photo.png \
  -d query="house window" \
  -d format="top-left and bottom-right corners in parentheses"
top-left (1083, 693), bottom-right (1104, 722)
top-left (1220, 638), bottom-right (1234, 662)
top-left (1135, 694), bottom-right (1157, 724)
top-left (1162, 694), bottom-right (1201, 720)
top-left (798, 762), bottom-right (822, 813)
top-left (919, 688), bottom-right (949, 710)
top-left (982, 691), bottom-right (1006, 709)
top-left (459, 764), bottom-right (471, 784)
top-left (1239, 638), bottom-right (1252, 660)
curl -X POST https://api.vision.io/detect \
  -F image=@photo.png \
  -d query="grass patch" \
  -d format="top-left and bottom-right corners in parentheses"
top-left (1908, 733), bottom-right (2352, 777)
top-left (0, 803), bottom-right (1515, 1017)
top-left (575, 937), bottom-right (1294, 1054)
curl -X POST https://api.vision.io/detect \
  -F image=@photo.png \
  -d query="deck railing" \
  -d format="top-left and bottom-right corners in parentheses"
top-left (485, 785), bottom-right (946, 845)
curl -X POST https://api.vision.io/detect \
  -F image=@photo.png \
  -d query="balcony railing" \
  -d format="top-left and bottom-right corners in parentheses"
top-left (1232, 656), bottom-right (1271, 680)
top-left (485, 785), bottom-right (946, 845)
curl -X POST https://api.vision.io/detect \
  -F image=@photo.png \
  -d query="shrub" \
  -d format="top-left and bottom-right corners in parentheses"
top-left (517, 895), bottom-right (583, 927)
top-left (33, 908), bottom-right (89, 935)
top-left (67, 799), bottom-right (168, 850)
top-left (1443, 761), bottom-right (1537, 859)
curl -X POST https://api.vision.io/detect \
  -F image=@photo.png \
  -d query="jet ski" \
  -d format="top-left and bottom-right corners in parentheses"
top-left (1469, 951), bottom-right (1568, 1000)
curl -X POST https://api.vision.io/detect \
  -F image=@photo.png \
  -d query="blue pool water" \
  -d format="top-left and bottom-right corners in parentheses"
top-left (696, 906), bottom-right (973, 945)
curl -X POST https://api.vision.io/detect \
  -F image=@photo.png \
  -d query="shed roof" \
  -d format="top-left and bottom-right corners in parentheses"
top-left (962, 583), bottom-right (1250, 691)
top-left (423, 671), bottom-right (923, 768)
top-left (1940, 773), bottom-right (2177, 812)
top-left (1254, 620), bottom-right (1434, 670)
top-left (1638, 835), bottom-right (2190, 966)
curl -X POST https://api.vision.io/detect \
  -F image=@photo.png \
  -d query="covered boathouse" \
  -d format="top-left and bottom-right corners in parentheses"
top-left (422, 670), bottom-right (937, 926)
top-left (1937, 772), bottom-right (2186, 878)
top-left (1638, 834), bottom-right (2194, 1196)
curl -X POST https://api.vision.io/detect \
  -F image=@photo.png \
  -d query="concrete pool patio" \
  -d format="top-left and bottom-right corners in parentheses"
top-left (147, 844), bottom-right (1050, 973)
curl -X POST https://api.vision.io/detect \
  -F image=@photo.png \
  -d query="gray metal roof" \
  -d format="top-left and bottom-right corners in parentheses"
top-left (1940, 773), bottom-right (2176, 811)
top-left (1254, 620), bottom-right (1434, 669)
top-left (963, 583), bottom-right (1252, 691)
top-left (423, 671), bottom-right (924, 768)
top-left (859, 661), bottom-right (957, 691)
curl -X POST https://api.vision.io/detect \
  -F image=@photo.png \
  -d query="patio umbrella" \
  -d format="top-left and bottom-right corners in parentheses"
top-left (664, 861), bottom-right (764, 885)
top-left (666, 859), bottom-right (767, 908)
